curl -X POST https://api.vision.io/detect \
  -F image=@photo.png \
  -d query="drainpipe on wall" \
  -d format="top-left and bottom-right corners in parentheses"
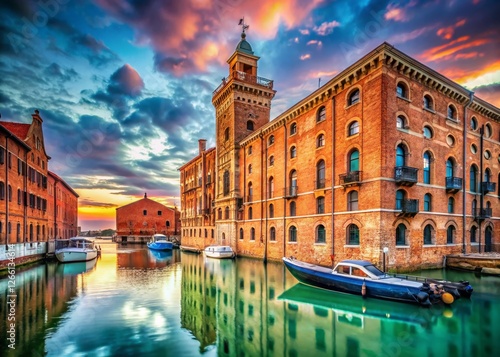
top-left (262, 132), bottom-right (267, 263)
top-left (462, 91), bottom-right (474, 254)
top-left (283, 124), bottom-right (288, 260)
top-left (5, 135), bottom-right (10, 247)
top-left (478, 124), bottom-right (484, 253)
top-left (330, 96), bottom-right (336, 266)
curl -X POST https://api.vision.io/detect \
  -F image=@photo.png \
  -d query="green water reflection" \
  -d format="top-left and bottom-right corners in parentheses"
top-left (1, 243), bottom-right (499, 356)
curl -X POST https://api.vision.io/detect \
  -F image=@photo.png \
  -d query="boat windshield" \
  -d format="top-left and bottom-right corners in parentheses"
top-left (364, 264), bottom-right (385, 277)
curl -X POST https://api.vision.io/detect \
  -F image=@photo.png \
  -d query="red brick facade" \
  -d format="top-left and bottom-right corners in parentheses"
top-left (115, 194), bottom-right (180, 239)
top-left (0, 110), bottom-right (78, 244)
top-left (48, 171), bottom-right (79, 239)
top-left (180, 40), bottom-right (499, 270)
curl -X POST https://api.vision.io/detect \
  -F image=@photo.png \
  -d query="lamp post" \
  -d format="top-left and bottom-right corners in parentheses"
top-left (383, 247), bottom-right (389, 272)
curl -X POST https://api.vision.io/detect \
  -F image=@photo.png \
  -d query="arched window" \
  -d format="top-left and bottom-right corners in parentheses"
top-left (396, 223), bottom-right (406, 245)
top-left (248, 164), bottom-right (252, 174)
top-left (348, 89), bottom-right (360, 106)
top-left (290, 146), bottom-right (297, 158)
top-left (268, 135), bottom-right (275, 146)
top-left (217, 208), bottom-right (222, 220)
top-left (423, 151), bottom-right (432, 184)
top-left (248, 146), bottom-right (252, 155)
top-left (30, 223), bottom-right (33, 241)
top-left (423, 95), bottom-right (433, 110)
top-left (316, 225), bottom-right (326, 243)
top-left (166, 220), bottom-right (170, 227)
top-left (316, 196), bottom-right (325, 214)
top-left (396, 145), bottom-right (406, 167)
top-left (224, 127), bottom-right (230, 141)
top-left (16, 223), bottom-right (20, 242)
top-left (0, 182), bottom-right (4, 200)
top-left (225, 206), bottom-right (229, 219)
top-left (269, 155), bottom-right (274, 166)
top-left (348, 121), bottom-right (359, 136)
top-left (472, 199), bottom-right (477, 216)
top-left (447, 105), bottom-right (457, 120)
top-left (239, 228), bottom-right (244, 240)
top-left (470, 165), bottom-right (478, 192)
top-left (289, 226), bottom-right (297, 242)
top-left (269, 204), bottom-right (274, 218)
top-left (347, 224), bottom-right (359, 245)
top-left (317, 106), bottom-right (326, 122)
top-left (247, 120), bottom-right (254, 130)
top-left (289, 170), bottom-right (298, 197)
top-left (446, 158), bottom-right (454, 178)
top-left (396, 115), bottom-right (406, 129)
top-left (17, 189), bottom-right (21, 205)
top-left (484, 168), bottom-right (492, 182)
top-left (316, 160), bottom-right (325, 189)
top-left (8, 185), bottom-right (12, 202)
top-left (395, 190), bottom-right (405, 210)
top-left (316, 134), bottom-right (325, 148)
top-left (268, 177), bottom-right (274, 198)
top-left (423, 126), bottom-right (433, 139)
top-left (423, 225), bottom-right (433, 245)
top-left (447, 226), bottom-right (455, 244)
top-left (424, 193), bottom-right (432, 212)
top-left (289, 201), bottom-right (296, 216)
top-left (349, 150), bottom-right (359, 172)
top-left (248, 207), bottom-right (253, 220)
top-left (290, 122), bottom-right (297, 135)
top-left (470, 226), bottom-right (477, 243)
top-left (248, 182), bottom-right (253, 201)
top-left (348, 191), bottom-right (358, 211)
top-left (270, 227), bottom-right (276, 241)
top-left (250, 227), bottom-right (255, 240)
top-left (448, 197), bottom-right (455, 213)
top-left (223, 170), bottom-right (230, 196)
top-left (396, 82), bottom-right (408, 98)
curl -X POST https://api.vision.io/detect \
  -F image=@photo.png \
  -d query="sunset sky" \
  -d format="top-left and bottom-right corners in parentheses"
top-left (1, 0), bottom-right (499, 230)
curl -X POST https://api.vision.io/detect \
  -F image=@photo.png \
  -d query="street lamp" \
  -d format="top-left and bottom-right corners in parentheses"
top-left (383, 247), bottom-right (389, 272)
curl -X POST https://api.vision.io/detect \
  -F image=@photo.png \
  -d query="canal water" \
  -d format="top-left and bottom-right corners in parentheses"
top-left (1, 241), bottom-right (499, 357)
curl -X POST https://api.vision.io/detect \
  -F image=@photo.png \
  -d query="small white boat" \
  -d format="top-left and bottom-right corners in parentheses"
top-left (147, 234), bottom-right (174, 251)
top-left (204, 245), bottom-right (235, 259)
top-left (55, 237), bottom-right (98, 263)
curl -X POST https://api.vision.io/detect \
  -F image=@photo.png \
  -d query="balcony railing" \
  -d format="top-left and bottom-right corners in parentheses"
top-left (284, 186), bottom-right (298, 198)
top-left (481, 181), bottom-right (497, 194)
top-left (340, 171), bottom-right (362, 187)
top-left (394, 166), bottom-right (418, 186)
top-left (446, 177), bottom-right (462, 193)
top-left (397, 199), bottom-right (419, 217)
top-left (213, 70), bottom-right (274, 95)
top-left (475, 208), bottom-right (492, 221)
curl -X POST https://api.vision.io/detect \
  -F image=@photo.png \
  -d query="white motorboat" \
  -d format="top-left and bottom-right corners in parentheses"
top-left (55, 237), bottom-right (98, 263)
top-left (204, 245), bottom-right (235, 259)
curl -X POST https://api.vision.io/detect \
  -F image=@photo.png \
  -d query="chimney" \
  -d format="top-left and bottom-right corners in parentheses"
top-left (144, 192), bottom-right (147, 198)
top-left (198, 139), bottom-right (207, 153)
top-left (32, 109), bottom-right (43, 123)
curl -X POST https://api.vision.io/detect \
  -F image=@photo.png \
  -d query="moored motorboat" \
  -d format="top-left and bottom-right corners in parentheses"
top-left (282, 257), bottom-right (472, 307)
top-left (204, 245), bottom-right (235, 259)
top-left (55, 237), bottom-right (98, 263)
top-left (147, 234), bottom-right (173, 251)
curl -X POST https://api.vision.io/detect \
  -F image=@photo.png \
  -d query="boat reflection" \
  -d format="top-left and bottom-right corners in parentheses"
top-left (55, 258), bottom-right (98, 276)
top-left (148, 249), bottom-right (173, 261)
top-left (279, 284), bottom-right (449, 327)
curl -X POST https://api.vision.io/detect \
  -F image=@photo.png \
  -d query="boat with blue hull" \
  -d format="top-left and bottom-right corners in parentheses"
top-left (147, 234), bottom-right (173, 251)
top-left (283, 257), bottom-right (472, 307)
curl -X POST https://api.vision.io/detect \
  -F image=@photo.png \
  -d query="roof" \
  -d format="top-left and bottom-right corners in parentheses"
top-left (0, 121), bottom-right (31, 140)
top-left (235, 35), bottom-right (254, 55)
top-left (49, 171), bottom-right (80, 197)
top-left (338, 260), bottom-right (375, 267)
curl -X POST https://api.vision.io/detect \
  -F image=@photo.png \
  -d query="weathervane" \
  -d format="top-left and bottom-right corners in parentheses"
top-left (238, 17), bottom-right (249, 34)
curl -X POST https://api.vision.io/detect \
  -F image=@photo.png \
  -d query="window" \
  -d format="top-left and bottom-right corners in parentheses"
top-left (289, 201), bottom-right (296, 216)
top-left (225, 206), bottom-right (229, 219)
top-left (290, 122), bottom-right (297, 135)
top-left (424, 193), bottom-right (432, 211)
top-left (447, 226), bottom-right (455, 244)
top-left (268, 135), bottom-right (275, 146)
top-left (248, 207), bottom-right (253, 219)
top-left (484, 124), bottom-right (492, 138)
top-left (316, 134), bottom-right (325, 148)
top-left (396, 145), bottom-right (406, 167)
top-left (349, 150), bottom-right (359, 172)
top-left (484, 168), bottom-right (492, 183)
top-left (396, 190), bottom-right (405, 210)
top-left (316, 196), bottom-right (325, 214)
top-left (396, 115), bottom-right (406, 129)
top-left (270, 227), bottom-right (276, 241)
top-left (316, 225), bottom-right (326, 243)
top-left (448, 197), bottom-right (455, 213)
top-left (396, 82), bottom-right (408, 98)
top-left (224, 127), bottom-right (230, 141)
top-left (423, 225), bottom-right (433, 245)
top-left (17, 189), bottom-right (21, 205)
top-left (348, 89), bottom-right (360, 106)
top-left (470, 116), bottom-right (478, 130)
top-left (423, 126), bottom-right (433, 139)
top-left (248, 182), bottom-right (253, 201)
top-left (472, 199), bottom-right (477, 217)
top-left (143, 210), bottom-right (147, 215)
top-left (470, 226), bottom-right (477, 243)
top-left (223, 170), bottom-right (230, 196)
top-left (423, 151), bottom-right (431, 184)
top-left (250, 227), bottom-right (255, 240)
top-left (446, 158), bottom-right (454, 178)
top-left (423, 95), bottom-right (433, 110)
top-left (470, 165), bottom-right (478, 192)
top-left (248, 146), bottom-right (252, 155)
top-left (396, 223), bottom-right (406, 245)
top-left (316, 160), bottom-right (325, 189)
top-left (268, 177), bottom-right (274, 198)
top-left (240, 228), bottom-right (244, 240)
top-left (289, 226), bottom-right (297, 242)
top-left (317, 106), bottom-right (326, 122)
top-left (290, 146), bottom-right (297, 158)
top-left (347, 224), bottom-right (359, 245)
top-left (8, 185), bottom-right (12, 202)
top-left (348, 121), bottom-right (359, 136)
top-left (248, 164), bottom-right (252, 174)
top-left (289, 170), bottom-right (298, 196)
top-left (269, 204), bottom-right (274, 218)
top-left (158, 210), bottom-right (162, 216)
top-left (269, 155), bottom-right (274, 166)
top-left (247, 121), bottom-right (254, 130)
top-left (447, 105), bottom-right (457, 120)
top-left (348, 191), bottom-right (358, 211)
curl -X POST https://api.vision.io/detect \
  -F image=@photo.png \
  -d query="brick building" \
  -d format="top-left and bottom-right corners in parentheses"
top-left (48, 171), bottom-right (79, 239)
top-left (115, 193), bottom-right (180, 243)
top-left (179, 33), bottom-right (499, 270)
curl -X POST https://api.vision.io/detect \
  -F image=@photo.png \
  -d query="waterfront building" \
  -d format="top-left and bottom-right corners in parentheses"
top-left (179, 32), bottom-right (499, 269)
top-left (0, 110), bottom-right (78, 267)
top-left (115, 193), bottom-right (180, 243)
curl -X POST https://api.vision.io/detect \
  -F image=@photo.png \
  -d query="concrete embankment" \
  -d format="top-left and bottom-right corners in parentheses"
top-left (446, 253), bottom-right (500, 276)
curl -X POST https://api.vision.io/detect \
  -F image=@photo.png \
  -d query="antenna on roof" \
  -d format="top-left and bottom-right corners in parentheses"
top-left (318, 78), bottom-right (321, 88)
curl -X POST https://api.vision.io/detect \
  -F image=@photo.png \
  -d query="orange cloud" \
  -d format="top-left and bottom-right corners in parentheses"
top-left (440, 59), bottom-right (500, 84)
top-left (384, 1), bottom-right (417, 22)
top-left (436, 19), bottom-right (467, 40)
top-left (419, 36), bottom-right (490, 62)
